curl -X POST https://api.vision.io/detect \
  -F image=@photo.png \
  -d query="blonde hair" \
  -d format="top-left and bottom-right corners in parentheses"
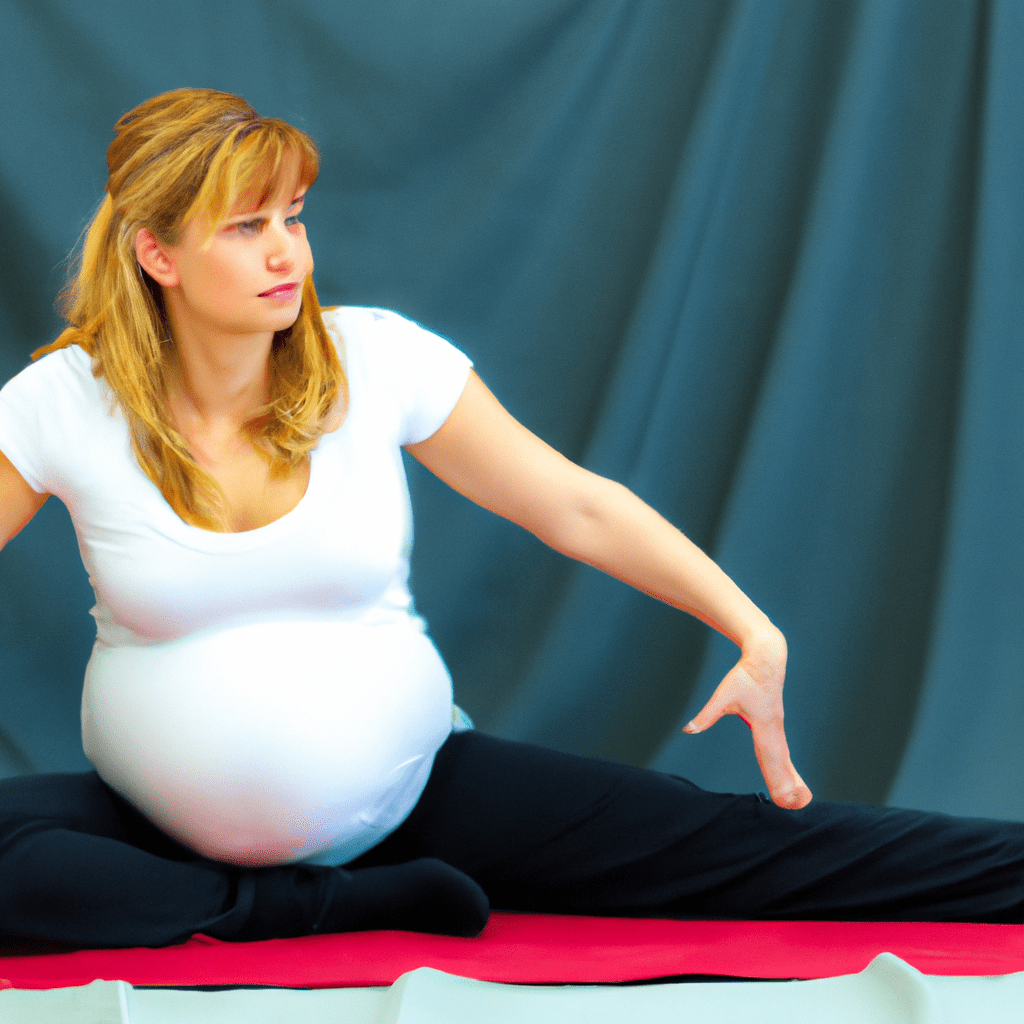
top-left (36, 88), bottom-right (345, 530)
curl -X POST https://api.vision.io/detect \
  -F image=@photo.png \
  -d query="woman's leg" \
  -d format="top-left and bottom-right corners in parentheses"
top-left (0, 772), bottom-right (240, 946)
top-left (353, 731), bottom-right (1024, 923)
top-left (0, 772), bottom-right (487, 947)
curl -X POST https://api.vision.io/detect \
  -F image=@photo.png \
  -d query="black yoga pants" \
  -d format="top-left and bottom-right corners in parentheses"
top-left (0, 730), bottom-right (1021, 948)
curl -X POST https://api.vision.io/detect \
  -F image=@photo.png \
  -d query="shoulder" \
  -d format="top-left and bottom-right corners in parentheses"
top-left (0, 344), bottom-right (105, 418)
top-left (322, 305), bottom-right (401, 333)
top-left (2, 344), bottom-right (96, 392)
top-left (322, 305), bottom-right (447, 347)
top-left (320, 307), bottom-right (472, 445)
top-left (321, 306), bottom-right (471, 378)
top-left (0, 345), bottom-right (113, 495)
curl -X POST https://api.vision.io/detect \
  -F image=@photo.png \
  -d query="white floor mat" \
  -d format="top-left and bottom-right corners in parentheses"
top-left (2, 953), bottom-right (1023, 1024)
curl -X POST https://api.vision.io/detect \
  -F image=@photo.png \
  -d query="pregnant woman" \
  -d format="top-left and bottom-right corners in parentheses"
top-left (0, 89), bottom-right (1020, 948)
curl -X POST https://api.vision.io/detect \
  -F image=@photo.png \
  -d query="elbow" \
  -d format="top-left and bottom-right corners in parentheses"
top-left (531, 473), bottom-right (627, 564)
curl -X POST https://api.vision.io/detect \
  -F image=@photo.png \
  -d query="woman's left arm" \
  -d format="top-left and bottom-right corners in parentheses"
top-left (406, 372), bottom-right (812, 809)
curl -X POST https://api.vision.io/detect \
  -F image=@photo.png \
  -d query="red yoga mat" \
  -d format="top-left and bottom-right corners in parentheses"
top-left (2, 914), bottom-right (1022, 990)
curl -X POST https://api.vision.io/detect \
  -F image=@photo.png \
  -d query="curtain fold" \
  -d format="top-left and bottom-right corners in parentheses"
top-left (0, 0), bottom-right (1019, 819)
top-left (888, 0), bottom-right (1024, 821)
top-left (654, 0), bottom-right (985, 801)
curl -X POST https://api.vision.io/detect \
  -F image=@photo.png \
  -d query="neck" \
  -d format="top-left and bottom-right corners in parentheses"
top-left (164, 323), bottom-right (275, 431)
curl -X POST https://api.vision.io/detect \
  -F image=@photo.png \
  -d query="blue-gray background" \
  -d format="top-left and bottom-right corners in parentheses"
top-left (0, 0), bottom-right (1021, 819)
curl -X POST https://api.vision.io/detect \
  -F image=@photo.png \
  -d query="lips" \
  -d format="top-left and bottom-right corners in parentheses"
top-left (258, 282), bottom-right (301, 299)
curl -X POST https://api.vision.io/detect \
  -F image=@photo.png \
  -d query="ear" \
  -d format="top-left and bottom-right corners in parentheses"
top-left (134, 229), bottom-right (178, 288)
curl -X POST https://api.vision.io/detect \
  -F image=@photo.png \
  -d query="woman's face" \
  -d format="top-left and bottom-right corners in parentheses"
top-left (159, 151), bottom-right (314, 347)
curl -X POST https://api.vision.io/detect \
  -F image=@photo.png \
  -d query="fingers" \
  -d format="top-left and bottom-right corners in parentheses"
top-left (682, 700), bottom-right (725, 735)
top-left (682, 666), bottom-right (755, 735)
top-left (751, 719), bottom-right (813, 809)
top-left (682, 663), bottom-right (813, 809)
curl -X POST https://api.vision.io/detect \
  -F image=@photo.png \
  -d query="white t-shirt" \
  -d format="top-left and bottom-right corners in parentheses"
top-left (0, 307), bottom-right (472, 866)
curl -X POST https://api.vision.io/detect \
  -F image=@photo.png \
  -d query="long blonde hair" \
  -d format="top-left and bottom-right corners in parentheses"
top-left (37, 88), bottom-right (346, 530)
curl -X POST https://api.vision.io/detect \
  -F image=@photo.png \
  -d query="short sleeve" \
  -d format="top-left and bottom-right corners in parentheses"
top-left (327, 307), bottom-right (473, 445)
top-left (0, 352), bottom-right (76, 494)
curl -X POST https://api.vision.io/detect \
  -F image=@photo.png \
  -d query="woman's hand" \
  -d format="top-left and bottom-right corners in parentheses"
top-left (683, 626), bottom-right (812, 809)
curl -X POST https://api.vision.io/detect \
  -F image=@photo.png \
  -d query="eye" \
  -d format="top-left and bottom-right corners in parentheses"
top-left (234, 218), bottom-right (264, 236)
top-left (286, 199), bottom-right (305, 227)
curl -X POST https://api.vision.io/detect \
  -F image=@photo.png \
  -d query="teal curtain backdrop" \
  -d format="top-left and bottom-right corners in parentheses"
top-left (0, 0), bottom-right (1021, 818)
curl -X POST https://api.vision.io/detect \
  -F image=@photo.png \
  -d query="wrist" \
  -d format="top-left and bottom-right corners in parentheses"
top-left (738, 618), bottom-right (787, 666)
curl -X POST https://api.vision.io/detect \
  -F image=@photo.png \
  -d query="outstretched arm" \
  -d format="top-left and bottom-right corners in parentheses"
top-left (0, 449), bottom-right (48, 552)
top-left (406, 371), bottom-right (812, 808)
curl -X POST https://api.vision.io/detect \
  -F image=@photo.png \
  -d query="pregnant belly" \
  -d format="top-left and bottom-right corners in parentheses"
top-left (81, 619), bottom-right (453, 865)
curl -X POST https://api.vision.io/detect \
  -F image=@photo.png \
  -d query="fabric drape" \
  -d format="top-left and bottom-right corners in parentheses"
top-left (0, 0), bottom-right (1020, 818)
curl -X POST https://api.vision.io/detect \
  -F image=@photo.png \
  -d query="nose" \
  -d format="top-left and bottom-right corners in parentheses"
top-left (265, 220), bottom-right (295, 273)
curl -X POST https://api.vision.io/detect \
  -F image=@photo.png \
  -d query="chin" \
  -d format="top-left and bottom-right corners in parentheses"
top-left (266, 310), bottom-right (303, 334)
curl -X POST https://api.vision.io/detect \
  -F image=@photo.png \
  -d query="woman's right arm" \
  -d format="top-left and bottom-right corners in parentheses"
top-left (0, 449), bottom-right (48, 551)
